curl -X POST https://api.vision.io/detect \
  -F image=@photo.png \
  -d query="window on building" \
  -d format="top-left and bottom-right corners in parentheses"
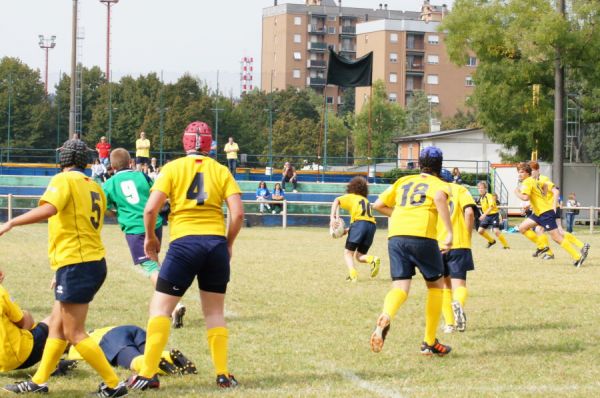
top-left (427, 95), bottom-right (439, 104)
top-left (389, 73), bottom-right (397, 83)
top-left (326, 96), bottom-right (334, 104)
top-left (390, 33), bottom-right (398, 43)
top-left (328, 26), bottom-right (336, 34)
top-left (427, 74), bottom-right (439, 85)
top-left (293, 69), bottom-right (301, 79)
top-left (390, 52), bottom-right (398, 63)
top-left (294, 16), bottom-right (302, 25)
top-left (467, 56), bottom-right (477, 67)
top-left (294, 34), bottom-right (301, 44)
top-left (389, 93), bottom-right (397, 102)
top-left (328, 15), bottom-right (336, 21)
top-left (428, 34), bottom-right (439, 45)
top-left (465, 76), bottom-right (474, 86)
top-left (293, 52), bottom-right (302, 60)
top-left (427, 54), bottom-right (439, 64)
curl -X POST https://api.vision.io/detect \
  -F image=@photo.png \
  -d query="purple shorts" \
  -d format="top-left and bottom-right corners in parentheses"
top-left (125, 227), bottom-right (163, 265)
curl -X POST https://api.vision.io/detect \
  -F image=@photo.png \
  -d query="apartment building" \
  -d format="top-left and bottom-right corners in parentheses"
top-left (262, 0), bottom-right (475, 119)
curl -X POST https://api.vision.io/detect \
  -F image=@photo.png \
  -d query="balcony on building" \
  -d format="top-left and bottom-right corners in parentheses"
top-left (406, 33), bottom-right (425, 52)
top-left (307, 77), bottom-right (326, 87)
top-left (308, 24), bottom-right (326, 35)
top-left (405, 56), bottom-right (424, 75)
top-left (339, 45), bottom-right (356, 53)
top-left (308, 11), bottom-right (327, 19)
top-left (308, 41), bottom-right (328, 52)
top-left (307, 59), bottom-right (327, 69)
top-left (340, 25), bottom-right (356, 36)
top-left (405, 76), bottom-right (423, 93)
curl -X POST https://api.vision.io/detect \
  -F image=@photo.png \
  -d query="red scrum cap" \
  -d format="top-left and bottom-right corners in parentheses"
top-left (183, 121), bottom-right (212, 153)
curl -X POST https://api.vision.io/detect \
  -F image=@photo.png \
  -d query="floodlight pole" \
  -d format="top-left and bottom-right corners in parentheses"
top-left (100, 0), bottom-right (119, 83)
top-left (69, 0), bottom-right (77, 138)
top-left (38, 35), bottom-right (56, 95)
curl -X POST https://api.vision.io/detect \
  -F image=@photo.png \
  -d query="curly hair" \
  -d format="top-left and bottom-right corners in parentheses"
top-left (346, 176), bottom-right (369, 198)
top-left (517, 162), bottom-right (532, 175)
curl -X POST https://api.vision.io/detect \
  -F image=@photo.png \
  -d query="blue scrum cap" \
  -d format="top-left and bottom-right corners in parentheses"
top-left (419, 146), bottom-right (443, 160)
top-left (440, 168), bottom-right (453, 183)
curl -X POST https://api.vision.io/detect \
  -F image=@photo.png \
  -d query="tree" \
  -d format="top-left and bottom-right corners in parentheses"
top-left (441, 109), bottom-right (477, 131)
top-left (403, 90), bottom-right (434, 135)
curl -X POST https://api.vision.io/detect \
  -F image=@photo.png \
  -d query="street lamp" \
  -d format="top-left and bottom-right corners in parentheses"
top-left (38, 35), bottom-right (56, 95)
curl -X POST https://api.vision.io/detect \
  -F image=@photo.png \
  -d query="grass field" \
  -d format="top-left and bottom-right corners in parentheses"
top-left (1, 224), bottom-right (599, 397)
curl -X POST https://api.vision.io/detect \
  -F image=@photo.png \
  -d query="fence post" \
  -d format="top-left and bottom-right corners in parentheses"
top-left (283, 200), bottom-right (287, 229)
top-left (7, 194), bottom-right (13, 221)
top-left (590, 206), bottom-right (594, 234)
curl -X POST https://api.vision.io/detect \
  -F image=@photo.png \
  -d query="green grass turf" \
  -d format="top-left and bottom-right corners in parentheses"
top-left (1, 225), bottom-right (599, 397)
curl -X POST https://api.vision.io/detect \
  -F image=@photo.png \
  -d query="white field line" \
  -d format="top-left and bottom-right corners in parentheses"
top-left (336, 368), bottom-right (406, 398)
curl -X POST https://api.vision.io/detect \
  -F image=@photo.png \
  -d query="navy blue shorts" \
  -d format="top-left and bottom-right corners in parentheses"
top-left (554, 208), bottom-right (562, 219)
top-left (54, 259), bottom-right (107, 303)
top-left (528, 210), bottom-right (558, 231)
top-left (443, 249), bottom-right (475, 280)
top-left (125, 227), bottom-right (163, 265)
top-left (99, 325), bottom-right (146, 367)
top-left (16, 322), bottom-right (49, 370)
top-left (157, 235), bottom-right (230, 296)
top-left (388, 236), bottom-right (444, 281)
top-left (345, 220), bottom-right (376, 253)
top-left (480, 213), bottom-right (500, 229)
top-left (136, 156), bottom-right (149, 165)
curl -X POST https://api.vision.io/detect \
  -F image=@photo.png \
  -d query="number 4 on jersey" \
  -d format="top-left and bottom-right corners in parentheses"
top-left (187, 173), bottom-right (208, 205)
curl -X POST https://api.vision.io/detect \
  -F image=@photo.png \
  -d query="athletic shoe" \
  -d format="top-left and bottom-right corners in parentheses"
top-left (486, 240), bottom-right (497, 248)
top-left (3, 381), bottom-right (48, 394)
top-left (574, 244), bottom-right (590, 268)
top-left (170, 349), bottom-right (197, 375)
top-left (420, 339), bottom-right (452, 356)
top-left (158, 358), bottom-right (179, 375)
top-left (216, 374), bottom-right (238, 388)
top-left (369, 256), bottom-right (381, 278)
top-left (503, 246), bottom-right (510, 250)
top-left (443, 324), bottom-right (455, 334)
top-left (126, 375), bottom-right (155, 391)
top-left (172, 303), bottom-right (186, 329)
top-left (532, 247), bottom-right (549, 257)
top-left (51, 359), bottom-right (78, 376)
top-left (345, 275), bottom-right (357, 283)
top-left (541, 254), bottom-right (555, 260)
top-left (370, 313), bottom-right (391, 353)
top-left (94, 381), bottom-right (128, 397)
top-left (452, 301), bottom-right (466, 332)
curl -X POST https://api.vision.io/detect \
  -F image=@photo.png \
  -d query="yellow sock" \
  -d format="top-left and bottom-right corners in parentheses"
top-left (546, 247), bottom-right (555, 256)
top-left (441, 289), bottom-right (454, 326)
top-left (560, 240), bottom-right (581, 261)
top-left (140, 316), bottom-right (171, 378)
top-left (382, 288), bottom-right (408, 319)
top-left (75, 337), bottom-right (119, 389)
top-left (424, 288), bottom-right (443, 346)
top-left (131, 355), bottom-right (144, 373)
top-left (365, 255), bottom-right (374, 264)
top-left (207, 326), bottom-right (229, 376)
top-left (564, 232), bottom-right (584, 249)
top-left (523, 229), bottom-right (539, 245)
top-left (481, 230), bottom-right (494, 243)
top-left (32, 338), bottom-right (68, 385)
top-left (498, 233), bottom-right (509, 248)
top-left (538, 234), bottom-right (550, 250)
top-left (348, 268), bottom-right (358, 280)
top-left (453, 286), bottom-right (468, 307)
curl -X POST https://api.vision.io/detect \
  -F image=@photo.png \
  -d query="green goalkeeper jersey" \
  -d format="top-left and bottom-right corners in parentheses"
top-left (103, 169), bottom-right (162, 234)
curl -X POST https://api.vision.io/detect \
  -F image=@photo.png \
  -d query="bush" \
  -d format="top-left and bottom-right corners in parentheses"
top-left (382, 168), bottom-right (484, 186)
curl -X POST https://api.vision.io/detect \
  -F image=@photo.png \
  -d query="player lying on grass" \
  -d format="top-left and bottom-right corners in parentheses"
top-left (103, 148), bottom-right (186, 328)
top-left (476, 181), bottom-right (510, 249)
top-left (0, 139), bottom-right (127, 396)
top-left (330, 176), bottom-right (380, 282)
top-left (370, 146), bottom-right (453, 356)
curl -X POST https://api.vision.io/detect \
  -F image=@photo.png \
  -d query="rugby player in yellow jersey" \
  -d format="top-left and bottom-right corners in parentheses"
top-left (330, 176), bottom-right (380, 282)
top-left (437, 170), bottom-right (477, 333)
top-left (476, 181), bottom-right (510, 249)
top-left (370, 146), bottom-right (453, 356)
top-left (127, 121), bottom-right (244, 391)
top-left (515, 162), bottom-right (589, 267)
top-left (529, 161), bottom-right (588, 261)
top-left (0, 140), bottom-right (127, 396)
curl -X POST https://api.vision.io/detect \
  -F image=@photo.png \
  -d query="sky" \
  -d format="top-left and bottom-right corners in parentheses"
top-left (1, 0), bottom-right (454, 96)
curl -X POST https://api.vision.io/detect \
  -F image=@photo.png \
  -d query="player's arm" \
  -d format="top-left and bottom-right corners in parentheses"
top-left (372, 199), bottom-right (393, 217)
top-left (225, 193), bottom-right (244, 259)
top-left (514, 187), bottom-right (529, 201)
top-left (464, 206), bottom-right (475, 240)
top-left (143, 190), bottom-right (167, 262)
top-left (434, 190), bottom-right (453, 252)
top-left (0, 203), bottom-right (57, 237)
top-left (552, 187), bottom-right (560, 209)
top-left (330, 198), bottom-right (341, 226)
top-left (14, 310), bottom-right (34, 330)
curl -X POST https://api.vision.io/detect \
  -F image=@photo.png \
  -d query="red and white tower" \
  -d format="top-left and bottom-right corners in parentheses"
top-left (240, 56), bottom-right (254, 95)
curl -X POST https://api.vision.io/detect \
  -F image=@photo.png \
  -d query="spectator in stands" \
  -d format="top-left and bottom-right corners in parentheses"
top-left (224, 136), bottom-right (239, 175)
top-left (281, 162), bottom-right (298, 192)
top-left (135, 131), bottom-right (151, 173)
top-left (565, 192), bottom-right (580, 233)
top-left (452, 167), bottom-right (463, 184)
top-left (271, 183), bottom-right (285, 214)
top-left (96, 136), bottom-right (111, 167)
top-left (148, 157), bottom-right (159, 180)
top-left (210, 139), bottom-right (217, 159)
top-left (256, 181), bottom-right (271, 213)
top-left (91, 158), bottom-right (107, 183)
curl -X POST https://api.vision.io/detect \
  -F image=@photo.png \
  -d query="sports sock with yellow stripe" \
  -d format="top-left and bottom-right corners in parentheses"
top-left (441, 288), bottom-right (455, 326)
top-left (207, 326), bottom-right (229, 376)
top-left (382, 288), bottom-right (408, 319)
top-left (480, 230), bottom-right (495, 243)
top-left (424, 288), bottom-right (443, 346)
top-left (560, 240), bottom-right (581, 261)
top-left (523, 229), bottom-right (539, 245)
top-left (498, 233), bottom-right (509, 248)
top-left (564, 232), bottom-right (584, 249)
top-left (453, 286), bottom-right (468, 307)
top-left (75, 337), bottom-right (120, 388)
top-left (32, 338), bottom-right (68, 385)
top-left (139, 315), bottom-right (171, 378)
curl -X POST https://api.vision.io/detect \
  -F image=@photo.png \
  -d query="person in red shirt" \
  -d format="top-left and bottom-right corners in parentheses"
top-left (96, 136), bottom-right (111, 167)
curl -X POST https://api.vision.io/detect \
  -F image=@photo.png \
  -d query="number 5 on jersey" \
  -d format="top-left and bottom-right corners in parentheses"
top-left (187, 173), bottom-right (208, 205)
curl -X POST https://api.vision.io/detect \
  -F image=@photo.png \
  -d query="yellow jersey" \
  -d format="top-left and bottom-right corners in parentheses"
top-left (538, 174), bottom-right (557, 205)
top-left (67, 326), bottom-right (114, 360)
top-left (379, 173), bottom-right (450, 239)
top-left (479, 193), bottom-right (498, 215)
top-left (152, 155), bottom-right (241, 241)
top-left (39, 171), bottom-right (106, 270)
top-left (136, 138), bottom-right (150, 158)
top-left (0, 285), bottom-right (33, 372)
top-left (520, 176), bottom-right (553, 216)
top-left (337, 193), bottom-right (376, 224)
top-left (224, 143), bottom-right (239, 160)
top-left (437, 184), bottom-right (476, 250)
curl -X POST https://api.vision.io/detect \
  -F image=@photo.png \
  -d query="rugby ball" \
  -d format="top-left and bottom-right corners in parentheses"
top-left (330, 218), bottom-right (346, 239)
